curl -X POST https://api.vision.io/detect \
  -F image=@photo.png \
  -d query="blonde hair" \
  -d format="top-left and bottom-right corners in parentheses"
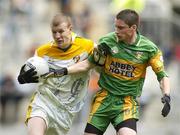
top-left (51, 14), bottom-right (72, 28)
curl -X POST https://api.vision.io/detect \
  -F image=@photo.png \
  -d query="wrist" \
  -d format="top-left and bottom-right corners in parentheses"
top-left (54, 67), bottom-right (68, 76)
top-left (63, 67), bottom-right (68, 75)
top-left (164, 93), bottom-right (170, 97)
top-left (161, 94), bottom-right (171, 104)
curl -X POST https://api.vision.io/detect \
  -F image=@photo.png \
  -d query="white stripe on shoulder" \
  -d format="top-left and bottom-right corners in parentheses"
top-left (136, 36), bottom-right (141, 46)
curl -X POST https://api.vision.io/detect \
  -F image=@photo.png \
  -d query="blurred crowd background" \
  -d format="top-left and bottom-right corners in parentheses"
top-left (0, 0), bottom-right (180, 135)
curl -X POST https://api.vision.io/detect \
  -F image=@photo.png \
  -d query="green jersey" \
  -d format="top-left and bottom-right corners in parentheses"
top-left (89, 32), bottom-right (168, 97)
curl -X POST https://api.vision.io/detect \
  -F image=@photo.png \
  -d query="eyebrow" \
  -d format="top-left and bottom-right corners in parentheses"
top-left (115, 25), bottom-right (128, 29)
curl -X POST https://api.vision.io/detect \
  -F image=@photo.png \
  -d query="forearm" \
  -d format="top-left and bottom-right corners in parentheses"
top-left (67, 59), bottom-right (95, 74)
top-left (160, 76), bottom-right (170, 95)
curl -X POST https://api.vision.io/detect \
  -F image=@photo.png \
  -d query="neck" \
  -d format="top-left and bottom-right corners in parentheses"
top-left (131, 32), bottom-right (137, 44)
top-left (59, 44), bottom-right (72, 52)
top-left (126, 32), bottom-right (137, 45)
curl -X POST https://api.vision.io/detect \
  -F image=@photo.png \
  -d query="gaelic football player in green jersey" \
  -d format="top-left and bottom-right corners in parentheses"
top-left (45, 9), bottom-right (171, 135)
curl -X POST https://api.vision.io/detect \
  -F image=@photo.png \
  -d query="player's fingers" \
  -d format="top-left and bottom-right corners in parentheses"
top-left (29, 77), bottom-right (39, 83)
top-left (20, 64), bottom-right (26, 73)
top-left (27, 70), bottom-right (37, 77)
top-left (26, 68), bottom-right (35, 74)
top-left (32, 76), bottom-right (39, 80)
top-left (31, 71), bottom-right (38, 76)
top-left (162, 103), bottom-right (170, 117)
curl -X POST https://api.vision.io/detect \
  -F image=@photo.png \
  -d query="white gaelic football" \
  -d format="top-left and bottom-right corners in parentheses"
top-left (24, 56), bottom-right (49, 78)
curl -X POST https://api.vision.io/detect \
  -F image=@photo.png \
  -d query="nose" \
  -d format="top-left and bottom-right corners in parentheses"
top-left (115, 28), bottom-right (120, 35)
top-left (55, 32), bottom-right (62, 39)
top-left (115, 31), bottom-right (120, 36)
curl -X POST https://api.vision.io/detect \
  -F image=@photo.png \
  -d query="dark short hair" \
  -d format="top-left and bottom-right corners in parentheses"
top-left (116, 9), bottom-right (140, 28)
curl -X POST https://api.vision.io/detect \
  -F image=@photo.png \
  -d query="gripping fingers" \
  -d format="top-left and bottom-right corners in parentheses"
top-left (31, 76), bottom-right (39, 82)
top-left (26, 68), bottom-right (35, 73)
top-left (29, 71), bottom-right (38, 76)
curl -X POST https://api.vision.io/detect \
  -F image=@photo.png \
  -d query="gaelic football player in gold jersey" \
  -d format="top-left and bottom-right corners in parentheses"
top-left (17, 14), bottom-right (95, 135)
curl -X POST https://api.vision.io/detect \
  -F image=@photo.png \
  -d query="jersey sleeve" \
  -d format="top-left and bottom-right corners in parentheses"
top-left (148, 49), bottom-right (168, 81)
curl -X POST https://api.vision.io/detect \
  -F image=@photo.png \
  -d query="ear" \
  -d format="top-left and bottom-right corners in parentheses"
top-left (69, 25), bottom-right (73, 31)
top-left (131, 25), bottom-right (137, 31)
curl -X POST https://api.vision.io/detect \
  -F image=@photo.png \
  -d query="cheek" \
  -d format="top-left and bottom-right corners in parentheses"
top-left (62, 32), bottom-right (71, 39)
top-left (124, 29), bottom-right (133, 37)
top-left (118, 31), bottom-right (127, 38)
top-left (63, 35), bottom-right (70, 42)
top-left (118, 29), bottom-right (128, 35)
top-left (62, 34), bottom-right (71, 43)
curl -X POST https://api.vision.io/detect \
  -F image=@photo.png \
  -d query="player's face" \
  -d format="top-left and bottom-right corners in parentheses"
top-left (51, 22), bottom-right (72, 49)
top-left (114, 18), bottom-right (135, 43)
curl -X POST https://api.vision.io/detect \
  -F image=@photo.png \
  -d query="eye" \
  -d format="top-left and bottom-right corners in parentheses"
top-left (116, 26), bottom-right (126, 30)
top-left (52, 31), bottom-right (56, 34)
top-left (58, 30), bottom-right (64, 34)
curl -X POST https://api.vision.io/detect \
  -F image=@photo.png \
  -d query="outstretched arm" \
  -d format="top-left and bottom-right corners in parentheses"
top-left (42, 59), bottom-right (96, 78)
top-left (42, 43), bottom-right (109, 77)
top-left (67, 59), bottom-right (95, 74)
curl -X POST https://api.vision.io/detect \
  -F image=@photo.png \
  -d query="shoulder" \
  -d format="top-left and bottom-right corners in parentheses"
top-left (74, 36), bottom-right (95, 51)
top-left (36, 42), bottom-right (52, 56)
top-left (138, 35), bottom-right (159, 52)
top-left (98, 32), bottom-right (117, 50)
top-left (75, 36), bottom-right (94, 45)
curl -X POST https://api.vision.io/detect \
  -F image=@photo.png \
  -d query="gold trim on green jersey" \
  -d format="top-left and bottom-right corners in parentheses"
top-left (148, 50), bottom-right (164, 73)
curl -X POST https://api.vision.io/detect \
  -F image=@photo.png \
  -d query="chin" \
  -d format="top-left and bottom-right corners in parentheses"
top-left (118, 38), bottom-right (123, 41)
top-left (116, 35), bottom-right (123, 40)
top-left (59, 44), bottom-right (71, 50)
top-left (57, 44), bottom-right (62, 48)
